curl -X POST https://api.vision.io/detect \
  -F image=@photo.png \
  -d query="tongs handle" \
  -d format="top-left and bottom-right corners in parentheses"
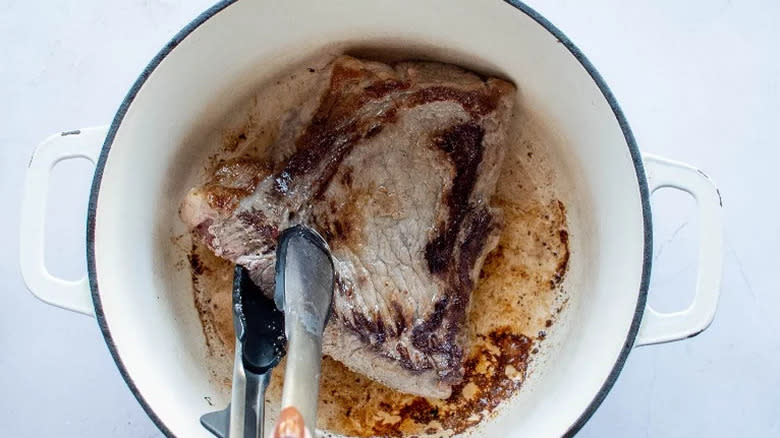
top-left (278, 318), bottom-right (324, 432)
top-left (199, 341), bottom-right (271, 438)
top-left (274, 226), bottom-right (335, 434)
top-left (229, 340), bottom-right (270, 438)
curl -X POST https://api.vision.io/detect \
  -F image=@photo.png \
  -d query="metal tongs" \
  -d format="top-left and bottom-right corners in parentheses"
top-left (200, 225), bottom-right (335, 438)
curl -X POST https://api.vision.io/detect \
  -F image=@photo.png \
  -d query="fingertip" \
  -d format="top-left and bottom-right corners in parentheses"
top-left (273, 406), bottom-right (308, 438)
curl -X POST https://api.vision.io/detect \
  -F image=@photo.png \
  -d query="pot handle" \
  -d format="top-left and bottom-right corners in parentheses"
top-left (19, 127), bottom-right (108, 316)
top-left (635, 154), bottom-right (723, 346)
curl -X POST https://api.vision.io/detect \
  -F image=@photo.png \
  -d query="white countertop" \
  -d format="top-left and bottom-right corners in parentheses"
top-left (2, 1), bottom-right (777, 436)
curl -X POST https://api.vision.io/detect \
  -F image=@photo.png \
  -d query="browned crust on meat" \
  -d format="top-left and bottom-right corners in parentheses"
top-left (202, 157), bottom-right (268, 214)
top-left (236, 209), bottom-right (279, 242)
top-left (412, 207), bottom-right (497, 381)
top-left (424, 122), bottom-right (486, 274)
top-left (272, 64), bottom-right (365, 197)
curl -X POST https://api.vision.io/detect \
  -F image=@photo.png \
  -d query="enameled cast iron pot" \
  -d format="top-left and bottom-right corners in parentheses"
top-left (20, 1), bottom-right (724, 436)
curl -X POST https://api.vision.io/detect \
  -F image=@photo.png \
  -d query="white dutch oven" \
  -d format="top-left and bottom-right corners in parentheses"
top-left (19, 0), bottom-right (724, 436)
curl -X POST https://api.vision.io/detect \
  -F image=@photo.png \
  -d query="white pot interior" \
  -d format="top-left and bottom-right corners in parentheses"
top-left (91, 1), bottom-right (648, 436)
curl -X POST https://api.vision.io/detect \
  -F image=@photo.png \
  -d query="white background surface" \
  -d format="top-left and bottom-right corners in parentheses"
top-left (2, 1), bottom-right (778, 436)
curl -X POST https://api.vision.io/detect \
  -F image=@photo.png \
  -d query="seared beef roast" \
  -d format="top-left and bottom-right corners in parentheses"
top-left (180, 56), bottom-right (514, 398)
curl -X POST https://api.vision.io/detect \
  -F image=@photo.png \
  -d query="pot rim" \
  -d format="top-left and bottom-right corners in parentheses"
top-left (85, 1), bottom-right (653, 436)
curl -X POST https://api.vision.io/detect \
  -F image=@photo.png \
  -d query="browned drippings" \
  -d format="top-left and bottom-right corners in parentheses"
top-left (189, 241), bottom-right (235, 355)
top-left (306, 330), bottom-right (532, 437)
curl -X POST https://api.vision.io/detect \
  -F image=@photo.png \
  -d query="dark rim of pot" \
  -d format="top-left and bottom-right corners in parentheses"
top-left (86, 1), bottom-right (653, 436)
